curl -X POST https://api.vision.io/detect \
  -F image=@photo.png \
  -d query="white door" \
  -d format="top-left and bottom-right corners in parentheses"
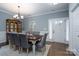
top-left (51, 18), bottom-right (66, 43)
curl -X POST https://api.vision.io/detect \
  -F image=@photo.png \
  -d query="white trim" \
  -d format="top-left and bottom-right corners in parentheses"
top-left (71, 4), bottom-right (79, 12)
top-left (48, 19), bottom-right (53, 40)
top-left (48, 17), bottom-right (69, 43)
top-left (0, 6), bottom-right (68, 18)
top-left (0, 9), bottom-right (13, 15)
top-left (28, 9), bottom-right (68, 17)
top-left (67, 48), bottom-right (79, 56)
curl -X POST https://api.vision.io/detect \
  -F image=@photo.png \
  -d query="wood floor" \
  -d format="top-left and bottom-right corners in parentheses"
top-left (47, 42), bottom-right (75, 56)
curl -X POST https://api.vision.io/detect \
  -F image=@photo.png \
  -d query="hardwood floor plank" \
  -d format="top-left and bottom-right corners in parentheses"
top-left (47, 42), bottom-right (75, 56)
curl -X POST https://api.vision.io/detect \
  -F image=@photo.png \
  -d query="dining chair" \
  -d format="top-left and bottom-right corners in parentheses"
top-left (36, 33), bottom-right (48, 54)
top-left (18, 33), bottom-right (32, 55)
top-left (7, 33), bottom-right (16, 49)
top-left (14, 33), bottom-right (21, 53)
top-left (6, 33), bottom-right (11, 47)
top-left (11, 33), bottom-right (17, 50)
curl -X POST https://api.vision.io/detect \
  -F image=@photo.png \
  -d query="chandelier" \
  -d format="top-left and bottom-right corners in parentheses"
top-left (13, 5), bottom-right (24, 20)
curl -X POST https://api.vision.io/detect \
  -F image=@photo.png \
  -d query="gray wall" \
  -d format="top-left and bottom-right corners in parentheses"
top-left (0, 11), bottom-right (12, 43)
top-left (24, 10), bottom-right (69, 32)
top-left (23, 17), bottom-right (29, 31)
top-left (69, 3), bottom-right (79, 55)
top-left (0, 11), bottom-right (12, 31)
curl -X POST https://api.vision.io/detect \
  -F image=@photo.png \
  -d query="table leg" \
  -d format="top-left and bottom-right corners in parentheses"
top-left (32, 41), bottom-right (36, 55)
top-left (33, 44), bottom-right (35, 55)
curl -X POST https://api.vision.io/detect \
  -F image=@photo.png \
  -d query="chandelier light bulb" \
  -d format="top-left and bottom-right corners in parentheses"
top-left (13, 5), bottom-right (24, 19)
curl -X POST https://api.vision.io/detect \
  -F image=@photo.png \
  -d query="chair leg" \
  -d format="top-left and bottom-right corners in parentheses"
top-left (9, 40), bottom-right (12, 48)
top-left (18, 47), bottom-right (21, 54)
top-left (44, 46), bottom-right (46, 51)
top-left (13, 45), bottom-right (16, 51)
top-left (42, 47), bottom-right (44, 55)
top-left (42, 46), bottom-right (46, 55)
top-left (27, 48), bottom-right (29, 56)
top-left (20, 47), bottom-right (23, 52)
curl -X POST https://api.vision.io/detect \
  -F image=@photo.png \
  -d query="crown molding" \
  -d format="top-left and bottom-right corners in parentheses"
top-left (27, 9), bottom-right (68, 18)
top-left (71, 4), bottom-right (79, 12)
top-left (0, 8), bottom-right (68, 18)
top-left (0, 9), bottom-right (13, 15)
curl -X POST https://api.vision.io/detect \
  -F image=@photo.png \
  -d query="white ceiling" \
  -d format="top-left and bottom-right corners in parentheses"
top-left (0, 3), bottom-right (69, 17)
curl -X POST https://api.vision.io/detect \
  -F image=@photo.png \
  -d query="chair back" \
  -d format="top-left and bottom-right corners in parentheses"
top-left (7, 33), bottom-right (11, 41)
top-left (19, 34), bottom-right (29, 48)
top-left (41, 33), bottom-right (48, 46)
top-left (14, 33), bottom-right (20, 46)
top-left (9, 33), bottom-right (16, 45)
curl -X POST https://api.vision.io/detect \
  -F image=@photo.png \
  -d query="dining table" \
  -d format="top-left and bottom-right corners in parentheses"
top-left (26, 33), bottom-right (43, 55)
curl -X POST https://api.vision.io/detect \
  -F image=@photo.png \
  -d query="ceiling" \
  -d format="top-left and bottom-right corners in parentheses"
top-left (0, 3), bottom-right (69, 17)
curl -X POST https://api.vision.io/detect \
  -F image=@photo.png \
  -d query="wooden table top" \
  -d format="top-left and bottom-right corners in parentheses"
top-left (27, 34), bottom-right (43, 41)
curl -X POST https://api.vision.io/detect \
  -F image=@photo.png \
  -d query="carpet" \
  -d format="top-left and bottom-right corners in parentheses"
top-left (0, 45), bottom-right (51, 56)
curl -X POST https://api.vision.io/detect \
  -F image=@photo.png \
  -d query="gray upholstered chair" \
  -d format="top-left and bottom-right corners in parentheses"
top-left (14, 33), bottom-right (21, 53)
top-left (6, 33), bottom-right (11, 45)
top-left (9, 33), bottom-right (16, 49)
top-left (18, 33), bottom-right (32, 55)
top-left (36, 33), bottom-right (48, 53)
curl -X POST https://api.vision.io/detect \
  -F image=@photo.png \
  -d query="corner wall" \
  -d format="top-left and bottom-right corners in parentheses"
top-left (0, 11), bottom-right (12, 43)
top-left (69, 3), bottom-right (79, 55)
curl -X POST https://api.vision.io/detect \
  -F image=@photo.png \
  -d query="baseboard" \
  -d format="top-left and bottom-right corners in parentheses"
top-left (0, 42), bottom-right (7, 48)
top-left (46, 41), bottom-right (68, 46)
top-left (72, 49), bottom-right (79, 56)
top-left (55, 41), bottom-right (69, 45)
top-left (46, 39), bottom-right (69, 45)
top-left (67, 48), bottom-right (79, 56)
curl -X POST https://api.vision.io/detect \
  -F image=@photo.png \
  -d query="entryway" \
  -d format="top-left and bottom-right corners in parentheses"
top-left (48, 17), bottom-right (69, 44)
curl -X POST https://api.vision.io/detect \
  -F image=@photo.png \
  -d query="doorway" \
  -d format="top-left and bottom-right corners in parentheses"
top-left (48, 17), bottom-right (69, 44)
